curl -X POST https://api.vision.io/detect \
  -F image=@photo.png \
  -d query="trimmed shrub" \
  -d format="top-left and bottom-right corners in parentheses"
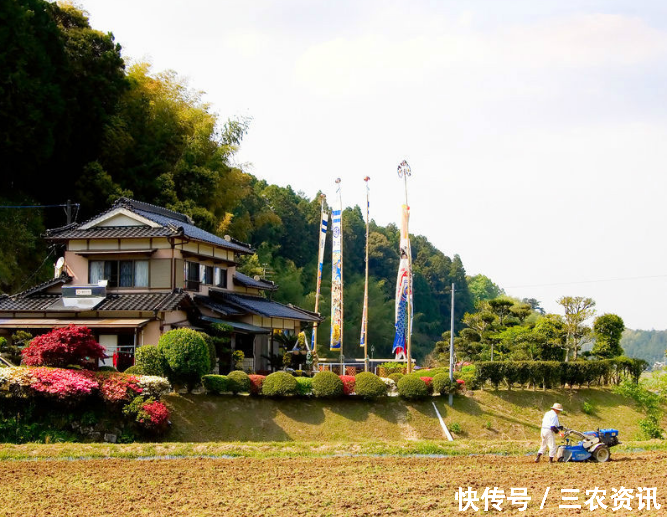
top-left (227, 370), bottom-right (251, 394)
top-left (98, 366), bottom-right (117, 372)
top-left (135, 345), bottom-right (166, 377)
top-left (124, 365), bottom-right (145, 375)
top-left (354, 372), bottom-right (387, 399)
top-left (312, 371), bottom-right (344, 398)
top-left (262, 371), bottom-right (298, 397)
top-left (198, 332), bottom-right (217, 373)
top-left (433, 373), bottom-right (457, 395)
top-left (420, 376), bottom-right (434, 395)
top-left (295, 376), bottom-right (313, 396)
top-left (388, 372), bottom-right (404, 383)
top-left (339, 375), bottom-right (356, 395)
top-left (97, 372), bottom-right (142, 404)
top-left (157, 329), bottom-right (210, 389)
top-left (397, 375), bottom-right (428, 400)
top-left (202, 374), bottom-right (228, 394)
top-left (248, 375), bottom-right (266, 395)
top-left (29, 367), bottom-right (98, 400)
top-left (137, 376), bottom-right (171, 398)
top-left (21, 325), bottom-right (106, 368)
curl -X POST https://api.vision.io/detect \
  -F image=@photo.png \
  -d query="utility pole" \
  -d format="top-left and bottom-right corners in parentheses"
top-left (449, 282), bottom-right (455, 406)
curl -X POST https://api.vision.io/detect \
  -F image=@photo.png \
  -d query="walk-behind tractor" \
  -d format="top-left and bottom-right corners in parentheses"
top-left (556, 428), bottom-right (620, 462)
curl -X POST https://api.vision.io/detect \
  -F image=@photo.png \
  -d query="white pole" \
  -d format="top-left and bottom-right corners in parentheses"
top-left (449, 282), bottom-right (455, 406)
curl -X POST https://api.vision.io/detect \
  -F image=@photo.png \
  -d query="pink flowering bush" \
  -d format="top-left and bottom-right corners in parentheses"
top-left (248, 374), bottom-right (266, 395)
top-left (22, 325), bottom-right (106, 368)
top-left (29, 367), bottom-right (99, 400)
top-left (339, 375), bottom-right (356, 395)
top-left (97, 373), bottom-right (143, 403)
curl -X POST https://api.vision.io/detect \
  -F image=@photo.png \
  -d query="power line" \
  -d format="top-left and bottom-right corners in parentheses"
top-left (506, 274), bottom-right (667, 290)
top-left (0, 204), bottom-right (80, 209)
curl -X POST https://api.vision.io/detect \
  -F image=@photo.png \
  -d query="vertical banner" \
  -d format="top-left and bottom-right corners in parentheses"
top-left (392, 204), bottom-right (411, 359)
top-left (311, 200), bottom-right (329, 351)
top-left (360, 177), bottom-right (370, 350)
top-left (330, 181), bottom-right (343, 351)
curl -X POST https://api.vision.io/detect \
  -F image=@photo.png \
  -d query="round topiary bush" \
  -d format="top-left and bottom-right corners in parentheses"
top-left (295, 376), bottom-right (313, 396)
top-left (312, 371), bottom-right (344, 398)
top-left (202, 374), bottom-right (228, 394)
top-left (135, 345), bottom-right (167, 377)
top-left (397, 375), bottom-right (428, 400)
top-left (227, 370), bottom-right (251, 394)
top-left (433, 373), bottom-right (457, 395)
top-left (388, 372), bottom-right (403, 383)
top-left (157, 329), bottom-right (210, 389)
top-left (262, 371), bottom-right (298, 397)
top-left (354, 372), bottom-right (387, 399)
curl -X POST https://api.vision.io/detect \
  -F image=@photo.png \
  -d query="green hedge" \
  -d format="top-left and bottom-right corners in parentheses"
top-left (388, 373), bottom-right (403, 383)
top-left (473, 357), bottom-right (648, 389)
top-left (312, 371), bottom-right (344, 398)
top-left (202, 374), bottom-right (228, 394)
top-left (397, 376), bottom-right (428, 400)
top-left (354, 372), bottom-right (387, 399)
top-left (227, 370), bottom-right (251, 394)
top-left (262, 372), bottom-right (298, 397)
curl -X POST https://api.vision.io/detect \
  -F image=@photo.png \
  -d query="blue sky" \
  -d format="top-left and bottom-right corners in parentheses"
top-left (75, 0), bottom-right (667, 330)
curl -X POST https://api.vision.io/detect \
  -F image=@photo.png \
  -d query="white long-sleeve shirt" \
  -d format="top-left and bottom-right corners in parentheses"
top-left (541, 409), bottom-right (561, 430)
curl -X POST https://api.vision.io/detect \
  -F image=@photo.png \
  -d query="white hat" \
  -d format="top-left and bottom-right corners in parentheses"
top-left (551, 403), bottom-right (563, 411)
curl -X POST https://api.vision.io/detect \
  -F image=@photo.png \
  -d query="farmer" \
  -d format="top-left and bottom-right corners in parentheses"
top-left (535, 402), bottom-right (564, 463)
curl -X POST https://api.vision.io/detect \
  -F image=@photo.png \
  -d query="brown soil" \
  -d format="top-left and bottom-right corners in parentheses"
top-left (0, 452), bottom-right (665, 516)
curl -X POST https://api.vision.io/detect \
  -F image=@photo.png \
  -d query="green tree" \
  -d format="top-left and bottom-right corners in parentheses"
top-left (592, 313), bottom-right (625, 359)
top-left (467, 274), bottom-right (505, 306)
top-left (558, 296), bottom-right (596, 361)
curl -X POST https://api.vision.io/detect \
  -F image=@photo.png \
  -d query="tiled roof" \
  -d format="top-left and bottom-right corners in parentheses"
top-left (194, 295), bottom-right (245, 317)
top-left (12, 274), bottom-right (72, 298)
top-left (0, 295), bottom-right (60, 311)
top-left (95, 291), bottom-right (192, 311)
top-left (233, 272), bottom-right (277, 291)
top-left (46, 226), bottom-right (176, 240)
top-left (209, 290), bottom-right (321, 322)
top-left (45, 198), bottom-right (254, 255)
top-left (0, 290), bottom-right (192, 313)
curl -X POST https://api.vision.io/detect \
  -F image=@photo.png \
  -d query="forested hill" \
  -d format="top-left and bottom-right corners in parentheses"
top-left (0, 0), bottom-right (480, 361)
top-left (621, 330), bottom-right (667, 366)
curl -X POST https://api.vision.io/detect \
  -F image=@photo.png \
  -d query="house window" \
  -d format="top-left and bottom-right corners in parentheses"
top-left (185, 261), bottom-right (200, 290)
top-left (89, 260), bottom-right (149, 288)
top-left (214, 267), bottom-right (227, 288)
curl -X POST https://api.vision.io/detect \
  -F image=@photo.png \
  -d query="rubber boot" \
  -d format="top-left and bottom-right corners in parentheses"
top-left (534, 453), bottom-right (542, 463)
top-left (549, 456), bottom-right (554, 463)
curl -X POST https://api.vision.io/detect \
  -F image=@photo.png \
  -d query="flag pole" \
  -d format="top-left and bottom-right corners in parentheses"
top-left (361, 176), bottom-right (371, 372)
top-left (331, 178), bottom-right (344, 372)
top-left (312, 193), bottom-right (327, 354)
top-left (397, 160), bottom-right (413, 374)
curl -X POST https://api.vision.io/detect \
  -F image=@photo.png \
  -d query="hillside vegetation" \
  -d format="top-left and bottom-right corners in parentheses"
top-left (164, 388), bottom-right (650, 443)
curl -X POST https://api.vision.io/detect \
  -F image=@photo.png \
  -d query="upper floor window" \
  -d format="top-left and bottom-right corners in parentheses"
top-left (90, 260), bottom-right (149, 288)
top-left (214, 267), bottom-right (227, 288)
top-left (185, 262), bottom-right (227, 290)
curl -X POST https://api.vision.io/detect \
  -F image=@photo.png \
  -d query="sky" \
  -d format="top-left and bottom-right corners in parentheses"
top-left (74, 0), bottom-right (667, 330)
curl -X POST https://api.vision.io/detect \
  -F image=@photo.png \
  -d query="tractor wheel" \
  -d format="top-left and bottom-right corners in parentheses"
top-left (591, 446), bottom-right (610, 463)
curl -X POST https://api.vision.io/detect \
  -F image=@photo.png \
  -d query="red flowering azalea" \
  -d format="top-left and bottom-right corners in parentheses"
top-left (30, 367), bottom-right (99, 399)
top-left (22, 325), bottom-right (106, 368)
top-left (339, 375), bottom-right (356, 395)
top-left (248, 375), bottom-right (266, 395)
top-left (139, 400), bottom-right (170, 432)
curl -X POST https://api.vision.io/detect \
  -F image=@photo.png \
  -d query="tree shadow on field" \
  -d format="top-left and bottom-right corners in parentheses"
top-left (373, 398), bottom-right (408, 425)
top-left (165, 393), bottom-right (292, 442)
top-left (325, 398), bottom-right (371, 422)
top-left (277, 398), bottom-right (326, 425)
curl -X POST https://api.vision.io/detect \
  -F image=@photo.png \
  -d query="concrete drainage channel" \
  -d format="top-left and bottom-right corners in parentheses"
top-left (432, 401), bottom-right (454, 441)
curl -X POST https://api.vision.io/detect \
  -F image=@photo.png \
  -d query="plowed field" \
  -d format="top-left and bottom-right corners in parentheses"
top-left (1, 452), bottom-right (665, 516)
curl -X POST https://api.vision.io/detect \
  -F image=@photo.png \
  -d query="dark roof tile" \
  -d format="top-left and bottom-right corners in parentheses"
top-left (210, 290), bottom-right (321, 322)
top-left (233, 272), bottom-right (277, 291)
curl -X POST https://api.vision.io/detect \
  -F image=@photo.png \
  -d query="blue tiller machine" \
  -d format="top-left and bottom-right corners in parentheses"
top-left (556, 427), bottom-right (620, 462)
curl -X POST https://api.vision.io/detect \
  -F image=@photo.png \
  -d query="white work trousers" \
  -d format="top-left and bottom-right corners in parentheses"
top-left (538, 428), bottom-right (557, 457)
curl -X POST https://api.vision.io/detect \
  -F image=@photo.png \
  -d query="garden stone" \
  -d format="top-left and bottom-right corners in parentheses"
top-left (104, 433), bottom-right (117, 443)
top-left (89, 432), bottom-right (102, 441)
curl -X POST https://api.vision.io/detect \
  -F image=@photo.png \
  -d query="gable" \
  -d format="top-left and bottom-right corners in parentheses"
top-left (79, 208), bottom-right (161, 230)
